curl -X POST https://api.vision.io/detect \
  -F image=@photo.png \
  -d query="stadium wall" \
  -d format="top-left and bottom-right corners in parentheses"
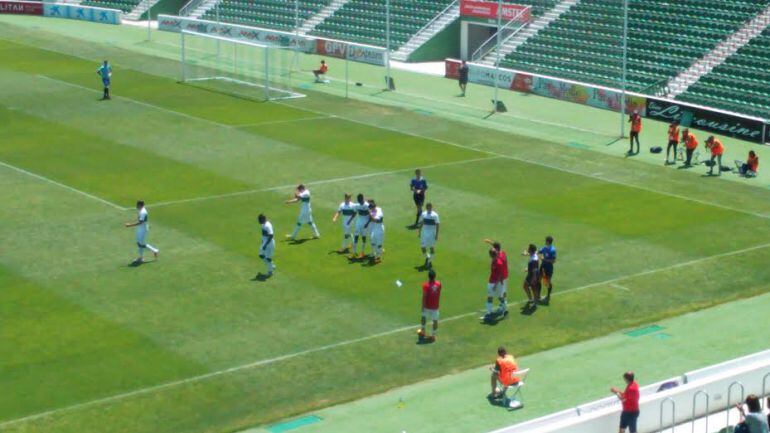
top-left (408, 20), bottom-right (461, 63)
top-left (0, 1), bottom-right (42, 15)
top-left (445, 59), bottom-right (769, 144)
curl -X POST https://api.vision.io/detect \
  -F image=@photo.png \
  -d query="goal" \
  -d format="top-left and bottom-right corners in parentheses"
top-left (179, 30), bottom-right (305, 101)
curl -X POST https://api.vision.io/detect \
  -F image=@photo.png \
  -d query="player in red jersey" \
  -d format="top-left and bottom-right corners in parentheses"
top-left (417, 269), bottom-right (441, 343)
top-left (482, 248), bottom-right (508, 322)
top-left (485, 239), bottom-right (509, 313)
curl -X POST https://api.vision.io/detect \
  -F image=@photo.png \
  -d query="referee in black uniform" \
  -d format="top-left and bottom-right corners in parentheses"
top-left (459, 60), bottom-right (469, 97)
top-left (410, 169), bottom-right (428, 227)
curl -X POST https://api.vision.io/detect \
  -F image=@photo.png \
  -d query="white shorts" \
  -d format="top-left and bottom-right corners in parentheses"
top-left (260, 242), bottom-right (275, 259)
top-left (136, 229), bottom-right (148, 245)
top-left (422, 308), bottom-right (439, 321)
top-left (420, 233), bottom-right (437, 248)
top-left (354, 221), bottom-right (368, 237)
top-left (342, 222), bottom-right (353, 235)
top-left (371, 227), bottom-right (385, 245)
top-left (487, 282), bottom-right (506, 298)
top-left (297, 209), bottom-right (314, 224)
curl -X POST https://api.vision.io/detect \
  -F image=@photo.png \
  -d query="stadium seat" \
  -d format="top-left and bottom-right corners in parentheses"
top-left (200, 0), bottom-right (332, 32)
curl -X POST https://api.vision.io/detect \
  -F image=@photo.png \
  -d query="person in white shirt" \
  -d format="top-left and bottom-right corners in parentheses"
top-left (418, 202), bottom-right (440, 269)
top-left (367, 200), bottom-right (385, 263)
top-left (124, 200), bottom-right (159, 264)
top-left (258, 214), bottom-right (275, 277)
top-left (285, 184), bottom-right (320, 241)
top-left (332, 193), bottom-right (356, 253)
top-left (351, 193), bottom-right (370, 259)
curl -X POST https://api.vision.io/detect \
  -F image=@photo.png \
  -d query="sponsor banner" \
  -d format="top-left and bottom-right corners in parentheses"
top-left (316, 38), bottom-right (347, 60)
top-left (345, 41), bottom-right (386, 66)
top-left (646, 98), bottom-right (766, 143)
top-left (158, 15), bottom-right (314, 52)
top-left (0, 1), bottom-right (42, 15)
top-left (445, 59), bottom-right (461, 79)
top-left (43, 3), bottom-right (121, 24)
top-left (460, 0), bottom-right (531, 21)
top-left (532, 78), bottom-right (646, 115)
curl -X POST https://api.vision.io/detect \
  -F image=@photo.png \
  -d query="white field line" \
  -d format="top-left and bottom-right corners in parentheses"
top-left (2, 241), bottom-right (769, 429)
top-left (611, 283), bottom-right (631, 292)
top-left (276, 101), bottom-right (770, 221)
top-left (0, 160), bottom-right (125, 211)
top-left (231, 115), bottom-right (333, 128)
top-left (150, 156), bottom-right (498, 208)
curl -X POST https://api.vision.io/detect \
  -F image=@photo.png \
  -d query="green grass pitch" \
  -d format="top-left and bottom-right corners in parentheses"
top-left (2, 24), bottom-right (770, 433)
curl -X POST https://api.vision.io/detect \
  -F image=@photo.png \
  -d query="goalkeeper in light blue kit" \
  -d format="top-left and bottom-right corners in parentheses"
top-left (96, 60), bottom-right (112, 100)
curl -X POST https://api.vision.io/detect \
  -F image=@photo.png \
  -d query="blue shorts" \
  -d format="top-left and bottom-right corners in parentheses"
top-left (102, 79), bottom-right (110, 88)
top-left (620, 411), bottom-right (639, 433)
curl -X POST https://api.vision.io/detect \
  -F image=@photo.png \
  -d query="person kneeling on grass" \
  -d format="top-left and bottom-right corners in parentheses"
top-left (489, 346), bottom-right (519, 399)
top-left (705, 136), bottom-right (724, 176)
top-left (313, 60), bottom-right (328, 83)
top-left (736, 150), bottom-right (759, 178)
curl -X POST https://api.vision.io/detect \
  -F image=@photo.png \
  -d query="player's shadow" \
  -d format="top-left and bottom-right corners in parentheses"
top-left (286, 238), bottom-right (311, 245)
top-left (251, 273), bottom-right (272, 282)
top-left (360, 259), bottom-right (379, 267)
top-left (414, 264), bottom-right (430, 272)
top-left (405, 224), bottom-right (419, 231)
top-left (328, 249), bottom-right (350, 256)
top-left (520, 305), bottom-right (537, 316)
top-left (127, 259), bottom-right (154, 268)
top-left (416, 337), bottom-right (435, 345)
top-left (677, 164), bottom-right (695, 170)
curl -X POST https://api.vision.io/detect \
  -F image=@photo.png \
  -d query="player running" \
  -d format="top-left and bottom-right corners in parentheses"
top-left (124, 200), bottom-right (159, 264)
top-left (410, 169), bottom-right (428, 227)
top-left (257, 214), bottom-right (275, 277)
top-left (332, 193), bottom-right (356, 253)
top-left (522, 243), bottom-right (541, 312)
top-left (418, 202), bottom-right (440, 268)
top-left (539, 236), bottom-right (556, 305)
top-left (367, 200), bottom-right (385, 263)
top-left (350, 193), bottom-right (370, 259)
top-left (482, 248), bottom-right (507, 322)
top-left (417, 269), bottom-right (441, 343)
top-left (96, 60), bottom-right (112, 100)
top-left (285, 184), bottom-right (320, 241)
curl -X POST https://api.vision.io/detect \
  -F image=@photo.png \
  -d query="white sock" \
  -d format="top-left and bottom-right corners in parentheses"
top-left (291, 224), bottom-right (300, 238)
top-left (311, 223), bottom-right (320, 237)
top-left (499, 300), bottom-right (507, 311)
top-left (486, 302), bottom-right (493, 314)
top-left (146, 244), bottom-right (159, 254)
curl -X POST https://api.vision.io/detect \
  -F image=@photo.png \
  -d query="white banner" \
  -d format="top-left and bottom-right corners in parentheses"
top-left (43, 3), bottom-right (121, 24)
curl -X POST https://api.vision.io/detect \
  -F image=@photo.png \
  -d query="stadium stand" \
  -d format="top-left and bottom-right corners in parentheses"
top-left (677, 27), bottom-right (770, 119)
top-left (199, 0), bottom-right (332, 32)
top-left (310, 0), bottom-right (558, 49)
top-left (81, 0), bottom-right (142, 13)
top-left (500, 0), bottom-right (769, 92)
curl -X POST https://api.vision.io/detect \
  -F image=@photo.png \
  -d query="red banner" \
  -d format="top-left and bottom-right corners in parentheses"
top-left (460, 0), bottom-right (530, 21)
top-left (0, 0), bottom-right (43, 15)
top-left (315, 39), bottom-right (347, 60)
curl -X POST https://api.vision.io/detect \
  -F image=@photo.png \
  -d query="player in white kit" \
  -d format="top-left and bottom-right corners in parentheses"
top-left (332, 193), bottom-right (356, 253)
top-left (285, 184), bottom-right (320, 240)
top-left (418, 202), bottom-right (440, 269)
top-left (367, 200), bottom-right (385, 263)
top-left (350, 193), bottom-right (370, 259)
top-left (124, 200), bottom-right (159, 264)
top-left (257, 214), bottom-right (275, 277)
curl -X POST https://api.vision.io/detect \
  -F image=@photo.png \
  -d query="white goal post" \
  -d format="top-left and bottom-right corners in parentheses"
top-left (179, 30), bottom-right (305, 101)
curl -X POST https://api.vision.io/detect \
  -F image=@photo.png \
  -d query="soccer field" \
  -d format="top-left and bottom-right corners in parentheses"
top-left (2, 18), bottom-right (770, 433)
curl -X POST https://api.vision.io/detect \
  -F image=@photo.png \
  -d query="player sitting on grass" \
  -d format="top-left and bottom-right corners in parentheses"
top-left (96, 60), bottom-right (112, 100)
top-left (417, 202), bottom-right (440, 269)
top-left (332, 193), bottom-right (356, 253)
top-left (417, 269), bottom-right (441, 343)
top-left (482, 248), bottom-right (507, 322)
top-left (124, 200), bottom-right (159, 264)
top-left (367, 200), bottom-right (385, 263)
top-left (257, 214), bottom-right (275, 277)
top-left (313, 60), bottom-right (328, 83)
top-left (489, 346), bottom-right (519, 399)
top-left (350, 193), bottom-right (370, 259)
top-left (285, 184), bottom-right (320, 241)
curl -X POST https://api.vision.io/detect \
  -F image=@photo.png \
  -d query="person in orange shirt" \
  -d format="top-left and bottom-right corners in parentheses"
top-left (628, 111), bottom-right (642, 154)
top-left (489, 346), bottom-right (519, 399)
top-left (682, 128), bottom-right (698, 167)
top-left (736, 150), bottom-right (759, 177)
top-left (313, 60), bottom-right (328, 83)
top-left (665, 121), bottom-right (680, 165)
top-left (705, 136), bottom-right (724, 176)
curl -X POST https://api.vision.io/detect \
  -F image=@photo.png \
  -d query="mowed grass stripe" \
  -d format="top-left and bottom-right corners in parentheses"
top-left (3, 243), bottom-right (770, 432)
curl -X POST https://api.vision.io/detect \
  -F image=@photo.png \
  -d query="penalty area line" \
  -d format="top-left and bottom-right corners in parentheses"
top-left (2, 241), bottom-right (769, 428)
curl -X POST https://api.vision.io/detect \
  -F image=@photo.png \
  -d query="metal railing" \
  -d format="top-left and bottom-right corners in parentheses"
top-left (691, 391), bottom-right (710, 433)
top-left (180, 0), bottom-right (206, 17)
top-left (726, 381), bottom-right (745, 430)
top-left (471, 6), bottom-right (531, 62)
top-left (408, 0), bottom-right (459, 46)
top-left (659, 397), bottom-right (676, 433)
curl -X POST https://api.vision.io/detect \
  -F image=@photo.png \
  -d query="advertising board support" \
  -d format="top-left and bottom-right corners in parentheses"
top-left (147, 0), bottom-right (151, 41)
top-left (492, 0), bottom-right (501, 113)
top-left (385, 0), bottom-right (391, 91)
top-left (619, 0), bottom-right (628, 138)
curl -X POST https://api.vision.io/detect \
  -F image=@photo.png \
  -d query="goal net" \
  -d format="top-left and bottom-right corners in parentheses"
top-left (180, 30), bottom-right (304, 101)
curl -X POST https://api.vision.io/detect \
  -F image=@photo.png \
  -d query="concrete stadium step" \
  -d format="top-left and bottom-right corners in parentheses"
top-left (298, 0), bottom-right (350, 35)
top-left (479, 0), bottom-right (580, 66)
top-left (665, 3), bottom-right (770, 98)
top-left (391, 0), bottom-right (459, 61)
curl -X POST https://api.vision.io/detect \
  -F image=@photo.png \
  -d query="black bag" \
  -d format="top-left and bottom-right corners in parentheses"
top-left (650, 146), bottom-right (662, 153)
top-left (734, 422), bottom-right (749, 433)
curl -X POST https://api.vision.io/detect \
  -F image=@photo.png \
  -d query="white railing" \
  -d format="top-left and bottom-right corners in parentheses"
top-left (411, 0), bottom-right (458, 41)
top-left (179, 0), bottom-right (205, 16)
top-left (471, 6), bottom-right (531, 62)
